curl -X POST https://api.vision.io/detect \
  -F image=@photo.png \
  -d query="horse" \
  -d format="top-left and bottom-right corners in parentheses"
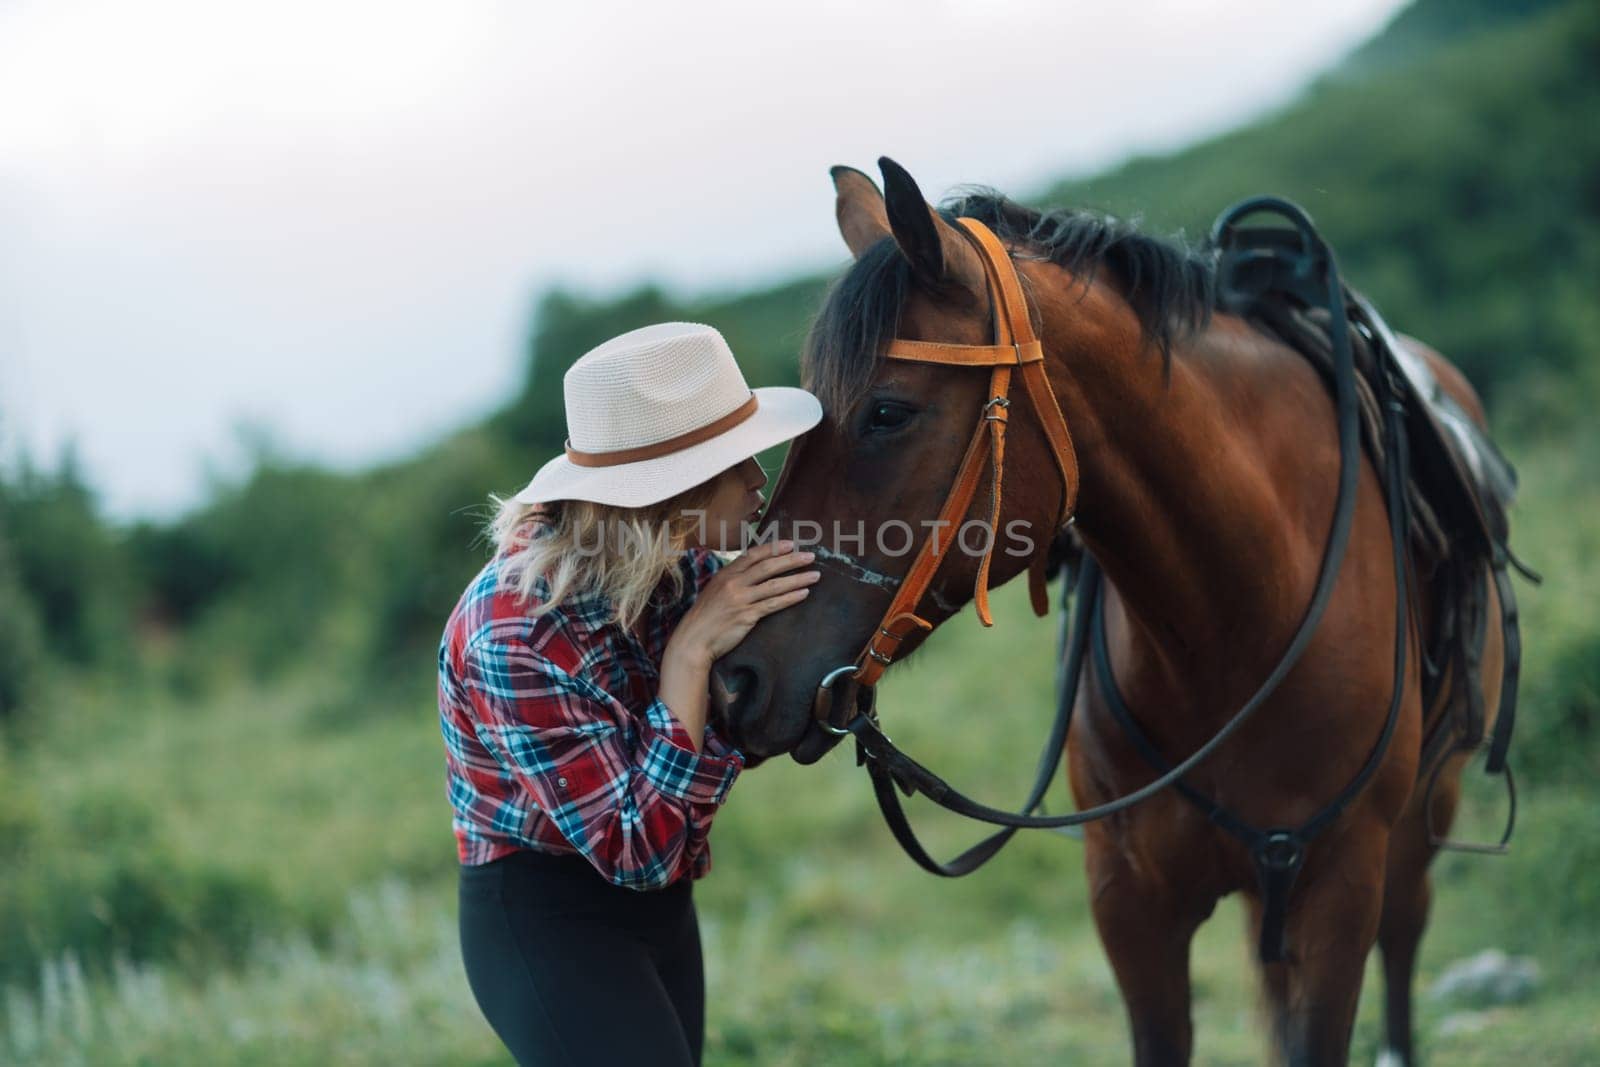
top-left (709, 158), bottom-right (1513, 1066)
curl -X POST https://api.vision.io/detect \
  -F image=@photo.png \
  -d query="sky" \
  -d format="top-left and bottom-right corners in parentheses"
top-left (0, 0), bottom-right (1406, 522)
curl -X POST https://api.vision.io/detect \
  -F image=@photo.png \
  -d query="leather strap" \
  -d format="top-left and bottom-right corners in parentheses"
top-left (1485, 561), bottom-right (1521, 773)
top-left (843, 218), bottom-right (1080, 690)
top-left (961, 220), bottom-right (1079, 531)
top-left (565, 394), bottom-right (758, 467)
top-left (885, 338), bottom-right (1044, 365)
top-left (849, 394), bottom-right (993, 686)
top-left (861, 555), bottom-right (1095, 878)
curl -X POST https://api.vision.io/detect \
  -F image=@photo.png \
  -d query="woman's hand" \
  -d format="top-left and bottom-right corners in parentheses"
top-left (656, 539), bottom-right (818, 752)
top-left (669, 539), bottom-right (819, 668)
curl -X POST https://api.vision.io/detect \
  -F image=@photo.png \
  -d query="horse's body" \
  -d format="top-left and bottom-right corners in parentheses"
top-left (713, 160), bottom-right (1508, 1066)
top-left (1060, 304), bottom-right (1502, 1067)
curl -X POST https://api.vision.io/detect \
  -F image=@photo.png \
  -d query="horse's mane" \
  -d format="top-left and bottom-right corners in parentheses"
top-left (803, 189), bottom-right (1218, 418)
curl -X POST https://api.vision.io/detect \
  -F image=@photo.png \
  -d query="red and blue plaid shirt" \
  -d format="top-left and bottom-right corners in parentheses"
top-left (438, 518), bottom-right (744, 889)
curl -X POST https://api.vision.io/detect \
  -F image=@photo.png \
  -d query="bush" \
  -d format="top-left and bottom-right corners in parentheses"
top-left (0, 786), bottom-right (289, 988)
top-left (0, 531), bottom-right (44, 719)
top-left (0, 449), bottom-right (134, 673)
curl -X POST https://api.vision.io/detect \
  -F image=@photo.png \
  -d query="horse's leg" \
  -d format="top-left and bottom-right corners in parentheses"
top-left (1374, 773), bottom-right (1449, 1067)
top-left (1376, 567), bottom-right (1505, 1066)
top-left (1084, 823), bottom-right (1213, 1067)
top-left (1248, 826), bottom-right (1390, 1067)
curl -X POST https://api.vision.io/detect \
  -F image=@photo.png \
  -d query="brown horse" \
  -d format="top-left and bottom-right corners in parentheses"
top-left (711, 159), bottom-right (1508, 1066)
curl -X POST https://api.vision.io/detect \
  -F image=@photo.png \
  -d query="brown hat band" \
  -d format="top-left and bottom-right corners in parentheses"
top-left (563, 394), bottom-right (759, 468)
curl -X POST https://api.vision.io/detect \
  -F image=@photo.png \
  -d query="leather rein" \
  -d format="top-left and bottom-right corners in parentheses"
top-left (783, 203), bottom-right (1412, 916)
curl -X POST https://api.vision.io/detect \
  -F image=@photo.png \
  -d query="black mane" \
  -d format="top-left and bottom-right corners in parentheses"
top-left (803, 189), bottom-right (1218, 418)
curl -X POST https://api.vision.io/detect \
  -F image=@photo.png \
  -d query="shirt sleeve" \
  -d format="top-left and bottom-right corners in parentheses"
top-left (461, 634), bottom-right (743, 890)
top-left (691, 546), bottom-right (730, 592)
top-left (683, 546), bottom-right (743, 757)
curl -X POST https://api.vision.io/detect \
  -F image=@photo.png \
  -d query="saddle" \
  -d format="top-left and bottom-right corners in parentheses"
top-left (1213, 216), bottom-right (1531, 807)
top-left (1243, 294), bottom-right (1518, 571)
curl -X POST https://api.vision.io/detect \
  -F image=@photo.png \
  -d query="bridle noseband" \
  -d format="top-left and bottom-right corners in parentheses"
top-left (808, 217), bottom-right (1081, 728)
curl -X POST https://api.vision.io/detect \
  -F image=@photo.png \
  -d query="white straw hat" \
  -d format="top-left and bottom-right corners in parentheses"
top-left (513, 322), bottom-right (823, 508)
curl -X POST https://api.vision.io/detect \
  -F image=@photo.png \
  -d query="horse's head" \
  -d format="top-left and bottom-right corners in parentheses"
top-left (712, 158), bottom-right (1075, 762)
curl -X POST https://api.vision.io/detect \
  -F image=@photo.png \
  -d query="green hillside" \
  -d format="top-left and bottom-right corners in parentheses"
top-left (3, 0), bottom-right (1597, 1062)
top-left (1042, 0), bottom-right (1599, 399)
top-left (1336, 0), bottom-right (1574, 77)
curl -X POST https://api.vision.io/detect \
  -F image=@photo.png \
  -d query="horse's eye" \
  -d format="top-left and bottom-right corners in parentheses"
top-left (866, 401), bottom-right (914, 434)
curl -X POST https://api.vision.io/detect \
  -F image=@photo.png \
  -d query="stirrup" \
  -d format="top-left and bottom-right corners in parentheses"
top-left (1423, 739), bottom-right (1516, 855)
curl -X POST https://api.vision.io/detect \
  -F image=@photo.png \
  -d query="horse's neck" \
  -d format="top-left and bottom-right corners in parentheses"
top-left (1035, 274), bottom-right (1301, 680)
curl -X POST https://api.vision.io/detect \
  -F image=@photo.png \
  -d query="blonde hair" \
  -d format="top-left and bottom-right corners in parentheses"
top-left (485, 476), bottom-right (726, 635)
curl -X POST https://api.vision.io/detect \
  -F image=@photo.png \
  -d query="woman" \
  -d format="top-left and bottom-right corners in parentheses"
top-left (438, 322), bottom-right (823, 1066)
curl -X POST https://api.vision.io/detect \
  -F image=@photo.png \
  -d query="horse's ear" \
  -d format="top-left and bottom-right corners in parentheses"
top-left (879, 156), bottom-right (985, 294)
top-left (831, 165), bottom-right (889, 260)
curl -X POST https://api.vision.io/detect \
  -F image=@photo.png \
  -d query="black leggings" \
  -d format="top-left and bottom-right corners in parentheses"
top-left (458, 849), bottom-right (705, 1066)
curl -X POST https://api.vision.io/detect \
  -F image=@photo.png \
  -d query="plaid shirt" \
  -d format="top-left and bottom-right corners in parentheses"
top-left (438, 518), bottom-right (744, 889)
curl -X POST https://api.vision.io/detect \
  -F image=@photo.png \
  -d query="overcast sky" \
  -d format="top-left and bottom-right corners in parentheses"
top-left (0, 0), bottom-right (1405, 521)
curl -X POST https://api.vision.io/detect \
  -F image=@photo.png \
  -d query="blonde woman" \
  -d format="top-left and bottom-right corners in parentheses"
top-left (438, 323), bottom-right (822, 1066)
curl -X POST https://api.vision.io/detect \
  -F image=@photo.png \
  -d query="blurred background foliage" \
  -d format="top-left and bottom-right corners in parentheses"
top-left (2, 0), bottom-right (1597, 1061)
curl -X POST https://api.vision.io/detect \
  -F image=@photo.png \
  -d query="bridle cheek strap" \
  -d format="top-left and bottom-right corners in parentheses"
top-left (959, 218), bottom-right (1080, 534)
top-left (847, 218), bottom-right (1080, 690)
top-left (849, 367), bottom-right (1004, 688)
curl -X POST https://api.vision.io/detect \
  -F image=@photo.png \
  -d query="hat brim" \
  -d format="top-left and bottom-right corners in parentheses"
top-left (512, 386), bottom-right (823, 508)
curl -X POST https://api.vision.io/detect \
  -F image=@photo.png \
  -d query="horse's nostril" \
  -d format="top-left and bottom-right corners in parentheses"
top-left (709, 665), bottom-right (758, 730)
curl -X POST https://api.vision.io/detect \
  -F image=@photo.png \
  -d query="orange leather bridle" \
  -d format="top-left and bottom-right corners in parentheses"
top-left (812, 218), bottom-right (1081, 715)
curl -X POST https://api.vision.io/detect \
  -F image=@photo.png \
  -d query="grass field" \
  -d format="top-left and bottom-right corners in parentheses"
top-left (3, 425), bottom-right (1597, 1066)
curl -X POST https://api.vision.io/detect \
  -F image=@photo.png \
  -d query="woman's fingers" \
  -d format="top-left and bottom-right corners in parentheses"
top-left (749, 568), bottom-right (821, 602)
top-left (717, 538), bottom-right (786, 578)
top-left (741, 547), bottom-right (815, 584)
top-left (697, 541), bottom-right (817, 636)
top-left (735, 538), bottom-right (796, 564)
top-left (754, 587), bottom-right (811, 616)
